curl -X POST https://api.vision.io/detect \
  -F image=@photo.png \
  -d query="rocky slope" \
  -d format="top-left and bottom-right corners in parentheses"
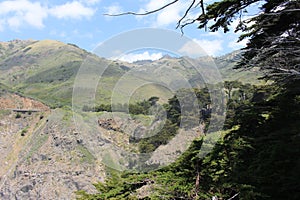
top-left (0, 92), bottom-right (105, 199)
top-left (0, 92), bottom-right (156, 199)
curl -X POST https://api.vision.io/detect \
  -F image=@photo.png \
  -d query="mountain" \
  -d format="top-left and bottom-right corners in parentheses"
top-left (214, 51), bottom-right (263, 83)
top-left (0, 39), bottom-right (264, 199)
top-left (0, 40), bottom-right (85, 107)
top-left (0, 40), bottom-right (262, 108)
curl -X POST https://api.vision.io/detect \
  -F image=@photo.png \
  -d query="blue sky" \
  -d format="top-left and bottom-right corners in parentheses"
top-left (0, 0), bottom-right (252, 60)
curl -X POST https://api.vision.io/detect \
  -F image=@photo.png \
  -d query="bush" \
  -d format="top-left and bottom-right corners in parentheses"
top-left (21, 127), bottom-right (28, 136)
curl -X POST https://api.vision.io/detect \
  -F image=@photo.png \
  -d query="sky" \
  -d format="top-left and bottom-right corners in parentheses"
top-left (0, 0), bottom-right (253, 61)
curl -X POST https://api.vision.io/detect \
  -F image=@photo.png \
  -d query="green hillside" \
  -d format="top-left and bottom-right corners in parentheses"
top-left (0, 40), bottom-right (262, 108)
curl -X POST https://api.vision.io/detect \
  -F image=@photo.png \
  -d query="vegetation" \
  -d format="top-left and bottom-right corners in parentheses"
top-left (197, 0), bottom-right (300, 82)
top-left (0, 39), bottom-right (261, 110)
top-left (77, 145), bottom-right (96, 164)
top-left (77, 80), bottom-right (300, 199)
top-left (77, 0), bottom-right (300, 199)
top-left (21, 127), bottom-right (28, 136)
top-left (1, 0), bottom-right (298, 197)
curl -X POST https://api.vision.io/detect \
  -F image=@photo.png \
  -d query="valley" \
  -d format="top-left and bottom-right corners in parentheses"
top-left (0, 39), bottom-right (270, 199)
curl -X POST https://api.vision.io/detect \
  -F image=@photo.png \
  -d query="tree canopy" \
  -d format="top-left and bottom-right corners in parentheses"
top-left (193, 0), bottom-right (299, 82)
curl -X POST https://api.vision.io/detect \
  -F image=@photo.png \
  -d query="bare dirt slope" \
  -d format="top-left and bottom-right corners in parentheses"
top-left (0, 93), bottom-right (49, 111)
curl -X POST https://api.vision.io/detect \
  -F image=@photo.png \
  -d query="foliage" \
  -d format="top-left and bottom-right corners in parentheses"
top-left (131, 89), bottom-right (212, 153)
top-left (197, 0), bottom-right (300, 82)
top-left (25, 61), bottom-right (81, 84)
top-left (137, 119), bottom-right (177, 153)
top-left (15, 113), bottom-right (22, 118)
top-left (77, 82), bottom-right (300, 199)
top-left (82, 97), bottom-right (159, 114)
top-left (21, 127), bottom-right (28, 136)
top-left (75, 83), bottom-right (300, 199)
top-left (165, 88), bottom-right (211, 126)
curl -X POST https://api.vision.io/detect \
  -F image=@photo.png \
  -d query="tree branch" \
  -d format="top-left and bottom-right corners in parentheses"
top-left (103, 0), bottom-right (179, 16)
top-left (176, 0), bottom-right (196, 29)
top-left (227, 192), bottom-right (239, 200)
top-left (271, 67), bottom-right (300, 75)
top-left (177, 0), bottom-right (206, 34)
top-left (263, 8), bottom-right (300, 15)
top-left (178, 19), bottom-right (198, 34)
top-left (104, 0), bottom-right (205, 35)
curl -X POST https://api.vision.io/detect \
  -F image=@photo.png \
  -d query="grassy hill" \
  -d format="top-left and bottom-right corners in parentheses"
top-left (0, 40), bottom-right (263, 108)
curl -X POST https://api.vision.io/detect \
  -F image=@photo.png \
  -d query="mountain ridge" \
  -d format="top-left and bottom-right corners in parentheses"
top-left (0, 39), bottom-right (263, 108)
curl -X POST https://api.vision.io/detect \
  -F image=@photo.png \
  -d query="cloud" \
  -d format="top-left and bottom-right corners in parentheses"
top-left (0, 0), bottom-right (47, 30)
top-left (117, 51), bottom-right (163, 63)
top-left (203, 31), bottom-right (223, 38)
top-left (155, 4), bottom-right (182, 26)
top-left (104, 4), bottom-right (123, 16)
top-left (179, 39), bottom-right (223, 57)
top-left (0, 0), bottom-right (97, 31)
top-left (81, 0), bottom-right (101, 5)
top-left (49, 1), bottom-right (95, 19)
top-left (7, 16), bottom-right (21, 29)
top-left (194, 39), bottom-right (223, 56)
top-left (228, 39), bottom-right (248, 50)
top-left (138, 0), bottom-right (189, 27)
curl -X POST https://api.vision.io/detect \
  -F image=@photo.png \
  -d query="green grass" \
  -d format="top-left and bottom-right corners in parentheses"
top-left (0, 109), bottom-right (11, 116)
top-left (77, 145), bottom-right (95, 164)
top-left (25, 61), bottom-right (81, 84)
top-left (15, 80), bottom-right (74, 108)
top-left (0, 40), bottom-right (263, 111)
top-left (96, 76), bottom-right (173, 105)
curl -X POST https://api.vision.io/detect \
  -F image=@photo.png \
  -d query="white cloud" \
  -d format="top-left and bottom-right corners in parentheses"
top-left (138, 0), bottom-right (189, 27)
top-left (194, 39), bottom-right (223, 56)
top-left (179, 39), bottom-right (223, 57)
top-left (81, 0), bottom-right (101, 5)
top-left (49, 1), bottom-right (95, 19)
top-left (104, 4), bottom-right (123, 16)
top-left (0, 0), bottom-right (47, 30)
top-left (228, 39), bottom-right (248, 50)
top-left (0, 0), bottom-right (97, 31)
top-left (204, 31), bottom-right (223, 38)
top-left (155, 4), bottom-right (181, 26)
top-left (117, 51), bottom-right (163, 63)
top-left (7, 16), bottom-right (21, 29)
